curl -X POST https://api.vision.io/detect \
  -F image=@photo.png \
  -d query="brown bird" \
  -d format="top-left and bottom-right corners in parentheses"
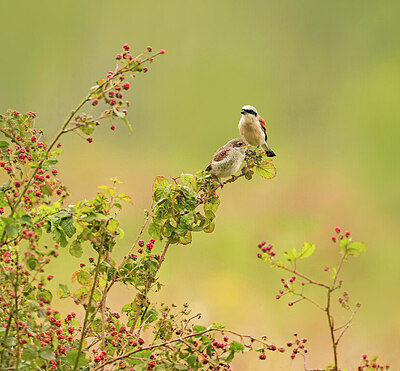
top-left (238, 105), bottom-right (276, 157)
top-left (205, 138), bottom-right (250, 186)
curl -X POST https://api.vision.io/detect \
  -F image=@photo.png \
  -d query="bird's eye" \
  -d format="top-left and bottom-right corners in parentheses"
top-left (238, 142), bottom-right (243, 146)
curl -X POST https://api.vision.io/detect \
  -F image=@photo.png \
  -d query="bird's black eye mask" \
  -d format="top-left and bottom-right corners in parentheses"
top-left (241, 109), bottom-right (257, 116)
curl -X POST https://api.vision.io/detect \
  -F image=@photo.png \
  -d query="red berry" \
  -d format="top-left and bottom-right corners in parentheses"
top-left (123, 43), bottom-right (130, 51)
top-left (335, 227), bottom-right (341, 233)
top-left (159, 49), bottom-right (165, 55)
top-left (332, 236), bottom-right (337, 242)
top-left (138, 240), bottom-right (144, 247)
top-left (143, 67), bottom-right (148, 73)
top-left (147, 46), bottom-right (152, 52)
top-left (259, 354), bottom-right (266, 360)
top-left (30, 136), bottom-right (37, 142)
top-left (87, 137), bottom-right (93, 143)
top-left (92, 100), bottom-right (98, 106)
top-left (123, 82), bottom-right (130, 90)
top-left (14, 181), bottom-right (21, 188)
top-left (110, 125), bottom-right (115, 131)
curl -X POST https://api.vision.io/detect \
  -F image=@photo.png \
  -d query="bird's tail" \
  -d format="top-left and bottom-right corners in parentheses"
top-left (262, 142), bottom-right (276, 157)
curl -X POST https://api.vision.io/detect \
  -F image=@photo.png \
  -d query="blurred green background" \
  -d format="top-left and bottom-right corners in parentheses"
top-left (1, 1), bottom-right (399, 369)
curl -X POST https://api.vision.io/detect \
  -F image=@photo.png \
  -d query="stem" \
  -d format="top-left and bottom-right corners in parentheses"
top-left (326, 289), bottom-right (338, 371)
top-left (94, 328), bottom-right (273, 370)
top-left (276, 263), bottom-right (330, 289)
top-left (73, 243), bottom-right (105, 370)
top-left (13, 256), bottom-right (21, 371)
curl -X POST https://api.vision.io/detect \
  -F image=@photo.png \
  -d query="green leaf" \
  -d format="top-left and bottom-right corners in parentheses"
top-left (229, 340), bottom-right (245, 353)
top-left (5, 336), bottom-right (17, 347)
top-left (339, 239), bottom-right (349, 251)
top-left (224, 351), bottom-right (235, 363)
top-left (39, 348), bottom-right (55, 361)
top-left (77, 270), bottom-right (92, 286)
top-left (113, 107), bottom-right (132, 133)
top-left (21, 345), bottom-right (38, 361)
top-left (0, 141), bottom-right (9, 151)
top-left (92, 289), bottom-right (102, 302)
top-left (284, 248), bottom-right (298, 262)
top-left (144, 308), bottom-right (158, 323)
top-left (204, 196), bottom-right (220, 213)
top-left (148, 220), bottom-right (162, 240)
top-left (37, 288), bottom-right (53, 303)
top-left (154, 187), bottom-right (170, 202)
top-left (152, 176), bottom-right (170, 193)
top-left (193, 326), bottom-right (207, 333)
top-left (346, 241), bottom-right (367, 257)
top-left (203, 222), bottom-right (215, 233)
top-left (42, 159), bottom-right (58, 170)
top-left (298, 241), bottom-right (315, 259)
top-left (107, 218), bottom-right (119, 233)
top-left (69, 240), bottom-right (83, 258)
top-left (57, 284), bottom-right (71, 299)
top-left (74, 287), bottom-right (89, 302)
top-left (179, 230), bottom-right (192, 245)
top-left (66, 349), bottom-right (89, 367)
top-left (60, 217), bottom-right (76, 238)
top-left (181, 173), bottom-right (197, 191)
top-left (210, 321), bottom-right (225, 330)
top-left (255, 160), bottom-right (276, 179)
top-left (2, 217), bottom-right (19, 239)
top-left (27, 257), bottom-right (39, 270)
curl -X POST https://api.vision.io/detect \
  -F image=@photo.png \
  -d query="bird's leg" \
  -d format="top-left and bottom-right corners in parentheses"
top-left (250, 146), bottom-right (259, 156)
top-left (216, 177), bottom-right (225, 189)
top-left (230, 175), bottom-right (238, 182)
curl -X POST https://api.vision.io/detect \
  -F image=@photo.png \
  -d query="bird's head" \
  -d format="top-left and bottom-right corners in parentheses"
top-left (226, 138), bottom-right (250, 153)
top-left (240, 105), bottom-right (258, 118)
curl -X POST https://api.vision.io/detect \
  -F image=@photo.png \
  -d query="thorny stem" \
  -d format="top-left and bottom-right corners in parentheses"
top-left (276, 263), bottom-right (330, 289)
top-left (326, 288), bottom-right (338, 371)
top-left (95, 328), bottom-right (274, 370)
top-left (73, 223), bottom-right (108, 371)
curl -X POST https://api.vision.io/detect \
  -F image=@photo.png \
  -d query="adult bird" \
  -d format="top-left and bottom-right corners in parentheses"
top-left (238, 105), bottom-right (276, 157)
top-left (205, 138), bottom-right (250, 187)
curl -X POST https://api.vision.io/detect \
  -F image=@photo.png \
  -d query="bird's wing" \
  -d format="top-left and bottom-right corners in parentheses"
top-left (213, 147), bottom-right (229, 163)
top-left (259, 116), bottom-right (268, 141)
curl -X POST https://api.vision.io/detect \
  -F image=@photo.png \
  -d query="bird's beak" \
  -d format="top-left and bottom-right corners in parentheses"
top-left (241, 109), bottom-right (246, 115)
top-left (245, 144), bottom-right (251, 148)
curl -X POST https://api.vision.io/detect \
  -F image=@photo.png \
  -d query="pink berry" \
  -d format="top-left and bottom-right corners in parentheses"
top-left (159, 49), bottom-right (165, 55)
top-left (335, 227), bottom-right (341, 233)
top-left (123, 43), bottom-right (130, 51)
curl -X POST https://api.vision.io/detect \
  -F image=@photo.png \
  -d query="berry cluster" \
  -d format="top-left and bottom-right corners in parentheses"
top-left (256, 241), bottom-right (276, 259)
top-left (358, 354), bottom-right (390, 370)
top-left (286, 334), bottom-right (308, 360)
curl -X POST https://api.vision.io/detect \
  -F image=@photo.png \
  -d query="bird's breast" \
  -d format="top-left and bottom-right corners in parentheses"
top-left (239, 119), bottom-right (265, 146)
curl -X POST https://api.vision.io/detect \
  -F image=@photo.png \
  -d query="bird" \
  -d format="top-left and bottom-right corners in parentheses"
top-left (205, 138), bottom-right (250, 186)
top-left (238, 105), bottom-right (276, 157)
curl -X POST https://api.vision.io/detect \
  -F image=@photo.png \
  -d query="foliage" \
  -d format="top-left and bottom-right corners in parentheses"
top-left (0, 44), bottom-right (279, 370)
top-left (257, 228), bottom-right (389, 371)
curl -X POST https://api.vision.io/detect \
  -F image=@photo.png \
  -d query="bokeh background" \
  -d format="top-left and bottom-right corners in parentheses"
top-left (1, 1), bottom-right (399, 369)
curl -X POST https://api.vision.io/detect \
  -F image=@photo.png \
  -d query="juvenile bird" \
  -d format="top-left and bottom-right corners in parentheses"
top-left (205, 138), bottom-right (250, 186)
top-left (238, 105), bottom-right (276, 157)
